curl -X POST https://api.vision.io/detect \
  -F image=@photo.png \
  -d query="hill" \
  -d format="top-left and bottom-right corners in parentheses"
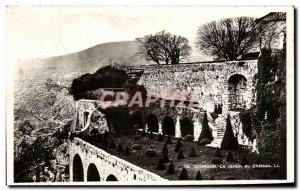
top-left (16, 41), bottom-right (153, 87)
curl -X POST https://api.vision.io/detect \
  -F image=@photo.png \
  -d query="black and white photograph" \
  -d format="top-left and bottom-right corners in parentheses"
top-left (5, 6), bottom-right (294, 185)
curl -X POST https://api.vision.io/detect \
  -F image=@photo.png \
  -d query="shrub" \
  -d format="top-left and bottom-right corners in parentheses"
top-left (184, 135), bottom-right (194, 142)
top-left (157, 133), bottom-right (164, 142)
top-left (162, 144), bottom-right (168, 155)
top-left (177, 149), bottom-right (185, 160)
top-left (194, 171), bottom-right (203, 180)
top-left (174, 140), bottom-right (182, 152)
top-left (166, 162), bottom-right (176, 175)
top-left (178, 167), bottom-right (189, 180)
top-left (148, 131), bottom-right (154, 139)
top-left (133, 135), bottom-right (141, 140)
top-left (225, 150), bottom-right (235, 162)
top-left (198, 138), bottom-right (211, 146)
top-left (240, 152), bottom-right (249, 166)
top-left (70, 66), bottom-right (129, 100)
top-left (211, 157), bottom-right (223, 165)
top-left (109, 140), bottom-right (116, 149)
top-left (146, 147), bottom-right (156, 158)
top-left (124, 146), bottom-right (130, 155)
top-left (117, 142), bottom-right (124, 152)
top-left (166, 135), bottom-right (172, 144)
top-left (189, 146), bottom-right (197, 157)
top-left (220, 114), bottom-right (239, 150)
top-left (162, 152), bottom-right (170, 163)
top-left (198, 112), bottom-right (213, 142)
top-left (156, 158), bottom-right (165, 170)
top-left (213, 147), bottom-right (222, 158)
top-left (131, 144), bottom-right (143, 150)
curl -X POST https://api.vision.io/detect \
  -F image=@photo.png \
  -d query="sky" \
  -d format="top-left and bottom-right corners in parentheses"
top-left (6, 6), bottom-right (273, 65)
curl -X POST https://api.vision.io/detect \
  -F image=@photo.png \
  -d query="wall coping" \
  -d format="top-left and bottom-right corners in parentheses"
top-left (73, 137), bottom-right (167, 181)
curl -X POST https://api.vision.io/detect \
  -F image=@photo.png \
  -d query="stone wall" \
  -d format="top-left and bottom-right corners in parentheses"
top-left (138, 60), bottom-right (258, 113)
top-left (69, 137), bottom-right (166, 182)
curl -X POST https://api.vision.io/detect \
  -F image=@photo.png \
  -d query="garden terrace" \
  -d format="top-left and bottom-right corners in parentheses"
top-left (73, 132), bottom-right (273, 181)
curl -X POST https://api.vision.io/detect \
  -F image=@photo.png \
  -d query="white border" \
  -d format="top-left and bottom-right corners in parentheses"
top-left (3, 4), bottom-right (295, 187)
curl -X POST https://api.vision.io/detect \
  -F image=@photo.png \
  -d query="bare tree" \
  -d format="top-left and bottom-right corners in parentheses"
top-left (136, 31), bottom-right (191, 64)
top-left (195, 17), bottom-right (259, 61)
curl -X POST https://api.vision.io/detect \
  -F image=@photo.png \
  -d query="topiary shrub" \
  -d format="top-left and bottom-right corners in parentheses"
top-left (117, 142), bottom-right (124, 152)
top-left (124, 146), bottom-right (130, 155)
top-left (109, 139), bottom-right (116, 149)
top-left (213, 147), bottom-right (222, 158)
top-left (225, 150), bottom-right (235, 162)
top-left (162, 152), bottom-right (170, 163)
top-left (240, 152), bottom-right (249, 166)
top-left (148, 131), bottom-right (154, 139)
top-left (166, 162), bottom-right (176, 175)
top-left (194, 171), bottom-right (203, 180)
top-left (162, 144), bottom-right (168, 155)
top-left (103, 137), bottom-right (109, 147)
top-left (220, 115), bottom-right (239, 150)
top-left (156, 158), bottom-right (165, 170)
top-left (177, 149), bottom-right (185, 160)
top-left (198, 112), bottom-right (213, 142)
top-left (133, 135), bottom-right (141, 140)
top-left (131, 144), bottom-right (143, 150)
top-left (198, 138), bottom-right (211, 146)
top-left (174, 139), bottom-right (182, 152)
top-left (178, 167), bottom-right (189, 180)
top-left (157, 133), bottom-right (164, 142)
top-left (189, 146), bottom-right (197, 157)
top-left (166, 135), bottom-right (172, 144)
top-left (184, 135), bottom-right (194, 142)
top-left (211, 157), bottom-right (223, 165)
top-left (146, 146), bottom-right (156, 158)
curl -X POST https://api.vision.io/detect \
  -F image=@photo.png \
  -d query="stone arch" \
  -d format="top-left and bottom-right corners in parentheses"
top-left (162, 116), bottom-right (175, 136)
top-left (106, 174), bottom-right (118, 181)
top-left (179, 117), bottom-right (194, 137)
top-left (146, 113), bottom-right (159, 132)
top-left (228, 74), bottom-right (247, 111)
top-left (73, 154), bottom-right (84, 182)
top-left (87, 163), bottom-right (100, 181)
top-left (129, 111), bottom-right (144, 129)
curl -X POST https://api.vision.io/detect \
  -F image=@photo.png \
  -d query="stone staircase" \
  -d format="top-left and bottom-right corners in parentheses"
top-left (206, 129), bottom-right (224, 148)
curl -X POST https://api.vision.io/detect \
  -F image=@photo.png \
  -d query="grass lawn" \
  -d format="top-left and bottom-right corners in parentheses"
top-left (83, 133), bottom-right (276, 181)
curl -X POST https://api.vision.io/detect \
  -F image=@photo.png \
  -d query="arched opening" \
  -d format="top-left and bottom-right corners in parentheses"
top-left (228, 74), bottom-right (247, 111)
top-left (162, 116), bottom-right (175, 136)
top-left (146, 113), bottom-right (159, 132)
top-left (130, 111), bottom-right (144, 130)
top-left (87, 163), bottom-right (100, 181)
top-left (106, 174), bottom-right (118, 181)
top-left (179, 117), bottom-right (194, 137)
top-left (73, 154), bottom-right (84, 182)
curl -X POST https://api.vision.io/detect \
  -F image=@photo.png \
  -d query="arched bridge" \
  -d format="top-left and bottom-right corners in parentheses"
top-left (69, 138), bottom-right (165, 182)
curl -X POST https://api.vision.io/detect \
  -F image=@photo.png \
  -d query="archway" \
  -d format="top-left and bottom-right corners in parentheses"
top-left (130, 111), bottom-right (144, 130)
top-left (179, 117), bottom-right (194, 137)
top-left (87, 163), bottom-right (100, 181)
top-left (73, 154), bottom-right (84, 182)
top-left (106, 174), bottom-right (118, 181)
top-left (146, 113), bottom-right (159, 132)
top-left (162, 116), bottom-right (175, 136)
top-left (228, 74), bottom-right (247, 111)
